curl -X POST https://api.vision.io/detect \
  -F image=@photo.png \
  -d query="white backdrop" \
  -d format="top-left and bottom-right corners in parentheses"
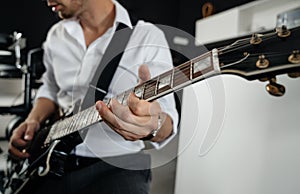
top-left (175, 0), bottom-right (300, 193)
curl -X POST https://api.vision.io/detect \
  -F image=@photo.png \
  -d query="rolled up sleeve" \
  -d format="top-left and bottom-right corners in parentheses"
top-left (35, 44), bottom-right (59, 104)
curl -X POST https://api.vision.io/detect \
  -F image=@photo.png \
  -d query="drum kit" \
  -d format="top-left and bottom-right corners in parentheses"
top-left (0, 32), bottom-right (25, 78)
top-left (0, 31), bottom-right (44, 139)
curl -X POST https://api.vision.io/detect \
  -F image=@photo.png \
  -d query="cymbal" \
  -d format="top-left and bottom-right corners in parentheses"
top-left (0, 63), bottom-right (17, 71)
top-left (0, 50), bottom-right (12, 56)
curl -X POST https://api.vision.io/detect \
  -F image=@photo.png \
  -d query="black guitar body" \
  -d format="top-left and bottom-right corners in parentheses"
top-left (4, 124), bottom-right (87, 194)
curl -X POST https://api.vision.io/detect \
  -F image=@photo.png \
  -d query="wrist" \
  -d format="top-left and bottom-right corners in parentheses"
top-left (25, 118), bottom-right (40, 124)
top-left (141, 113), bottom-right (163, 141)
top-left (25, 119), bottom-right (41, 129)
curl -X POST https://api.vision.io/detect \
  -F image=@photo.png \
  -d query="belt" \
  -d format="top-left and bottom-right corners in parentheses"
top-left (64, 155), bottom-right (101, 172)
top-left (64, 152), bottom-right (151, 172)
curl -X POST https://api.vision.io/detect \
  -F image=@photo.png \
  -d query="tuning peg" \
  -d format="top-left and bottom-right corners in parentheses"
top-left (288, 72), bottom-right (300, 78)
top-left (256, 54), bottom-right (269, 69)
top-left (288, 50), bottom-right (300, 64)
top-left (265, 77), bottom-right (285, 97)
top-left (250, 33), bottom-right (262, 45)
top-left (276, 25), bottom-right (291, 38)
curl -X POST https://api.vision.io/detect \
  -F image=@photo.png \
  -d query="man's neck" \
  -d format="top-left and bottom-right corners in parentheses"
top-left (79, 0), bottom-right (116, 47)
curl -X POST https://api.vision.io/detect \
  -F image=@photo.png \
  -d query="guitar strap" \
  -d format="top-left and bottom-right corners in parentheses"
top-left (81, 16), bottom-right (138, 109)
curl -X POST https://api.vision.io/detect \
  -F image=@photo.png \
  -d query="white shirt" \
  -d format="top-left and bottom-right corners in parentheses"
top-left (36, 1), bottom-right (178, 158)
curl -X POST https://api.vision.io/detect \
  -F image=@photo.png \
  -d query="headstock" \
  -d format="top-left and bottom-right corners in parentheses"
top-left (217, 25), bottom-right (300, 96)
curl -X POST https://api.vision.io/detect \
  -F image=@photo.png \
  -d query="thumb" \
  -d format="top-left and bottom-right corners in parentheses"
top-left (138, 64), bottom-right (151, 83)
top-left (24, 121), bottom-right (39, 141)
top-left (24, 127), bottom-right (35, 141)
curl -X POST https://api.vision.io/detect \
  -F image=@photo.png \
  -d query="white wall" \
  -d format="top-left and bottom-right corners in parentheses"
top-left (195, 0), bottom-right (300, 44)
top-left (0, 78), bottom-right (24, 137)
top-left (175, 0), bottom-right (300, 194)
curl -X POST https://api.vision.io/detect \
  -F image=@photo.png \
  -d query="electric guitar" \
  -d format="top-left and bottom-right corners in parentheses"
top-left (3, 25), bottom-right (300, 194)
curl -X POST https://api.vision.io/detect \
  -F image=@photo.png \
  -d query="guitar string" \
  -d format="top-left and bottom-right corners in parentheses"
top-left (49, 51), bottom-right (285, 139)
top-left (219, 51), bottom-right (295, 69)
top-left (60, 50), bottom-right (294, 138)
top-left (217, 31), bottom-right (295, 69)
top-left (46, 59), bottom-right (198, 141)
top-left (219, 26), bottom-right (300, 55)
top-left (218, 32), bottom-right (277, 55)
top-left (45, 29), bottom-right (295, 142)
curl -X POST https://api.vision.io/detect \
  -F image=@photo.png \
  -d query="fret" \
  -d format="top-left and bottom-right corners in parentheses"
top-left (134, 84), bottom-right (145, 99)
top-left (69, 114), bottom-right (79, 134)
top-left (51, 120), bottom-right (61, 134)
top-left (173, 61), bottom-right (191, 88)
top-left (67, 114), bottom-right (78, 134)
top-left (103, 97), bottom-right (111, 106)
top-left (89, 107), bottom-right (96, 123)
top-left (76, 107), bottom-right (99, 130)
top-left (76, 109), bottom-right (87, 131)
top-left (44, 100), bottom-right (104, 143)
top-left (84, 106), bottom-right (98, 127)
top-left (190, 60), bottom-right (193, 80)
top-left (94, 108), bottom-right (101, 122)
top-left (49, 120), bottom-right (64, 141)
top-left (171, 68), bottom-right (174, 88)
top-left (65, 113), bottom-right (82, 137)
top-left (75, 107), bottom-right (93, 131)
top-left (86, 107), bottom-right (96, 126)
top-left (143, 79), bottom-right (157, 100)
top-left (155, 76), bottom-right (159, 95)
top-left (80, 108), bottom-right (89, 127)
top-left (121, 89), bottom-right (133, 106)
top-left (43, 49), bottom-right (220, 145)
top-left (61, 117), bottom-right (72, 137)
top-left (50, 128), bottom-right (60, 140)
top-left (116, 92), bottom-right (125, 104)
top-left (46, 118), bottom-right (69, 144)
top-left (52, 110), bottom-right (84, 140)
top-left (157, 70), bottom-right (173, 94)
top-left (89, 106), bottom-right (98, 123)
top-left (191, 53), bottom-right (213, 79)
top-left (59, 117), bottom-right (70, 131)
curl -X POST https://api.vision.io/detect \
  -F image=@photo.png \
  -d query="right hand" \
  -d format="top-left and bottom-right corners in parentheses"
top-left (8, 120), bottom-right (40, 159)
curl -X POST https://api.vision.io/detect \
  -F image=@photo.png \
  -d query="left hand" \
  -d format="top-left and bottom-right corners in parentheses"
top-left (95, 65), bottom-right (171, 141)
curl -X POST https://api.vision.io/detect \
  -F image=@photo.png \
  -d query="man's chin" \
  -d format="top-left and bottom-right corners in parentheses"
top-left (58, 12), bottom-right (73, 19)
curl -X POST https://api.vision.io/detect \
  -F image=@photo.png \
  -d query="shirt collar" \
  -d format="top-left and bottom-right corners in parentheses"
top-left (61, 0), bottom-right (134, 50)
top-left (113, 0), bottom-right (133, 29)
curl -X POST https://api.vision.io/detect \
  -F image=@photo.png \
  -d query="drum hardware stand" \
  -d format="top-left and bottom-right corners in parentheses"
top-left (0, 32), bottom-right (31, 115)
top-left (0, 32), bottom-right (42, 139)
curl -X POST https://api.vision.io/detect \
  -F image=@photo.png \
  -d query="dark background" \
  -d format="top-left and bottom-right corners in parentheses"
top-left (0, 0), bottom-right (253, 50)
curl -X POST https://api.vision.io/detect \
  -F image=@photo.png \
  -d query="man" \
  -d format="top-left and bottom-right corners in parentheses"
top-left (8, 0), bottom-right (178, 193)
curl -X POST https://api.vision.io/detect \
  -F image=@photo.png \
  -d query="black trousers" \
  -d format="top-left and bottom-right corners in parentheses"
top-left (21, 153), bottom-right (152, 194)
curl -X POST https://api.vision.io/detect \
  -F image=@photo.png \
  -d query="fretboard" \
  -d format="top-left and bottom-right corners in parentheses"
top-left (44, 49), bottom-right (220, 145)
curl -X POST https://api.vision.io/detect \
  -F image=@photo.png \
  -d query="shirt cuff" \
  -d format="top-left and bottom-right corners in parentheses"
top-left (149, 96), bottom-right (179, 149)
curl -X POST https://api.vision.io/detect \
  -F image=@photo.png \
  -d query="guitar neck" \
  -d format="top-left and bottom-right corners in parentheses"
top-left (114, 49), bottom-right (220, 102)
top-left (44, 49), bottom-right (221, 145)
top-left (43, 25), bottom-right (300, 145)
